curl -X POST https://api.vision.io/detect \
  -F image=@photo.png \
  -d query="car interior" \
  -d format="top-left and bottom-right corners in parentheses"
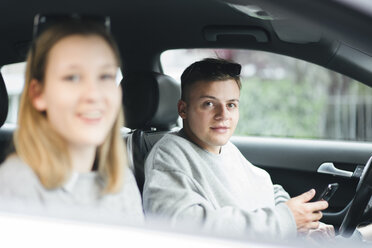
top-left (122, 71), bottom-right (181, 193)
top-left (0, 0), bottom-right (372, 241)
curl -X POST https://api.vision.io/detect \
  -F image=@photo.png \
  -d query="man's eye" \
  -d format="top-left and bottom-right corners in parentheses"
top-left (204, 101), bottom-right (213, 107)
top-left (227, 103), bottom-right (237, 108)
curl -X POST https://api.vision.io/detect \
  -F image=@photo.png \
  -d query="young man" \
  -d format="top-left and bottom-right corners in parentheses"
top-left (142, 58), bottom-right (331, 239)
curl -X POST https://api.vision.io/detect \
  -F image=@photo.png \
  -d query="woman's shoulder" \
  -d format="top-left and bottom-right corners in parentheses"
top-left (0, 155), bottom-right (34, 176)
top-left (0, 155), bottom-right (41, 195)
top-left (122, 166), bottom-right (140, 191)
top-left (114, 167), bottom-right (144, 221)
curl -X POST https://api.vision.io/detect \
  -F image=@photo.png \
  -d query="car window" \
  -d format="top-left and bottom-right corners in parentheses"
top-left (1, 62), bottom-right (123, 125)
top-left (161, 49), bottom-right (372, 142)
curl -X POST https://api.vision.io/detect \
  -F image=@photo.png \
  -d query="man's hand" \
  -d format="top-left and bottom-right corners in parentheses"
top-left (285, 189), bottom-right (329, 234)
top-left (307, 222), bottom-right (335, 239)
top-left (357, 224), bottom-right (372, 241)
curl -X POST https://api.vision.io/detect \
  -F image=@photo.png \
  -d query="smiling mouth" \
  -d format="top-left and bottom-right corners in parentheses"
top-left (79, 111), bottom-right (103, 121)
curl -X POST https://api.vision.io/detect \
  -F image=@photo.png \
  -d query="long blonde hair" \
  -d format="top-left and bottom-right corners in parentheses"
top-left (14, 19), bottom-right (126, 193)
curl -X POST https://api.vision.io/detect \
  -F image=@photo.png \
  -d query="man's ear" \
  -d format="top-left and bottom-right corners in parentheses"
top-left (178, 100), bottom-right (187, 119)
top-left (29, 79), bottom-right (46, 111)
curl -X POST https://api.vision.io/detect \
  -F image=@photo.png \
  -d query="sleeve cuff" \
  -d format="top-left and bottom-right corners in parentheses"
top-left (275, 202), bottom-right (297, 238)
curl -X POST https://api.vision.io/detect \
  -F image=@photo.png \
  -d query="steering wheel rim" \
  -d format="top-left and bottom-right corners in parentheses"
top-left (339, 155), bottom-right (372, 237)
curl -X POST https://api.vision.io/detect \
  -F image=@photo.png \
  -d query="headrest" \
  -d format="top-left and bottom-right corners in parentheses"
top-left (0, 73), bottom-right (8, 127)
top-left (122, 72), bottom-right (181, 130)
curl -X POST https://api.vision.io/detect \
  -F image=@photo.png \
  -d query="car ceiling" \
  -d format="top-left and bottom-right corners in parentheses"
top-left (1, 0), bottom-right (372, 86)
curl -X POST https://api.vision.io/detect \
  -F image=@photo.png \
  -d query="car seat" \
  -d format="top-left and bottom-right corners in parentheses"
top-left (0, 73), bottom-right (13, 164)
top-left (0, 73), bottom-right (8, 127)
top-left (122, 71), bottom-right (180, 193)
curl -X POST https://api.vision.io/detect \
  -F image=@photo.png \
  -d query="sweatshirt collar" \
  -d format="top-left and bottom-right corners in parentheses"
top-left (62, 172), bottom-right (79, 193)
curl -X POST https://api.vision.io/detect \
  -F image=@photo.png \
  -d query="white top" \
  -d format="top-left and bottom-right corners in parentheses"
top-left (0, 155), bottom-right (144, 224)
top-left (143, 130), bottom-right (296, 239)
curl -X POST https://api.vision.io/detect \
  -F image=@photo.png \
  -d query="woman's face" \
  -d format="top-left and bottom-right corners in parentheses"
top-left (32, 34), bottom-right (122, 149)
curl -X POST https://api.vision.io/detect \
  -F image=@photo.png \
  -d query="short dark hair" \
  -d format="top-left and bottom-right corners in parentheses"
top-left (180, 58), bottom-right (242, 101)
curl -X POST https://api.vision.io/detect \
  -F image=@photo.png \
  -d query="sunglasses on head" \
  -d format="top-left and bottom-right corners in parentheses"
top-left (33, 13), bottom-right (111, 40)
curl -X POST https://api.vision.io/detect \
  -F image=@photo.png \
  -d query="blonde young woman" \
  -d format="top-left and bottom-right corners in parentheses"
top-left (0, 17), bottom-right (144, 222)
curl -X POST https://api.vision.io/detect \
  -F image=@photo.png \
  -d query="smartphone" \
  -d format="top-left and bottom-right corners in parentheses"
top-left (312, 183), bottom-right (339, 202)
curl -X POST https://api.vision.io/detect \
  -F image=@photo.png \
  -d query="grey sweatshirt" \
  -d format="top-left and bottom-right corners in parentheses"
top-left (143, 130), bottom-right (297, 239)
top-left (0, 155), bottom-right (144, 224)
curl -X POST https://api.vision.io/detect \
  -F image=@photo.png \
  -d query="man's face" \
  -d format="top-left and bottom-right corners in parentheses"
top-left (178, 79), bottom-right (240, 154)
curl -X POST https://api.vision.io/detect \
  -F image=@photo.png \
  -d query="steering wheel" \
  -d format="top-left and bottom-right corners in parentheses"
top-left (339, 155), bottom-right (372, 237)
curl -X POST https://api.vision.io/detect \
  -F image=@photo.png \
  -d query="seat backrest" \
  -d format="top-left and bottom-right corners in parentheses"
top-left (122, 72), bottom-right (181, 193)
top-left (0, 73), bottom-right (14, 164)
top-left (126, 130), bottom-right (170, 193)
top-left (123, 71), bottom-right (180, 131)
top-left (0, 73), bottom-right (8, 127)
top-left (0, 127), bottom-right (14, 164)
